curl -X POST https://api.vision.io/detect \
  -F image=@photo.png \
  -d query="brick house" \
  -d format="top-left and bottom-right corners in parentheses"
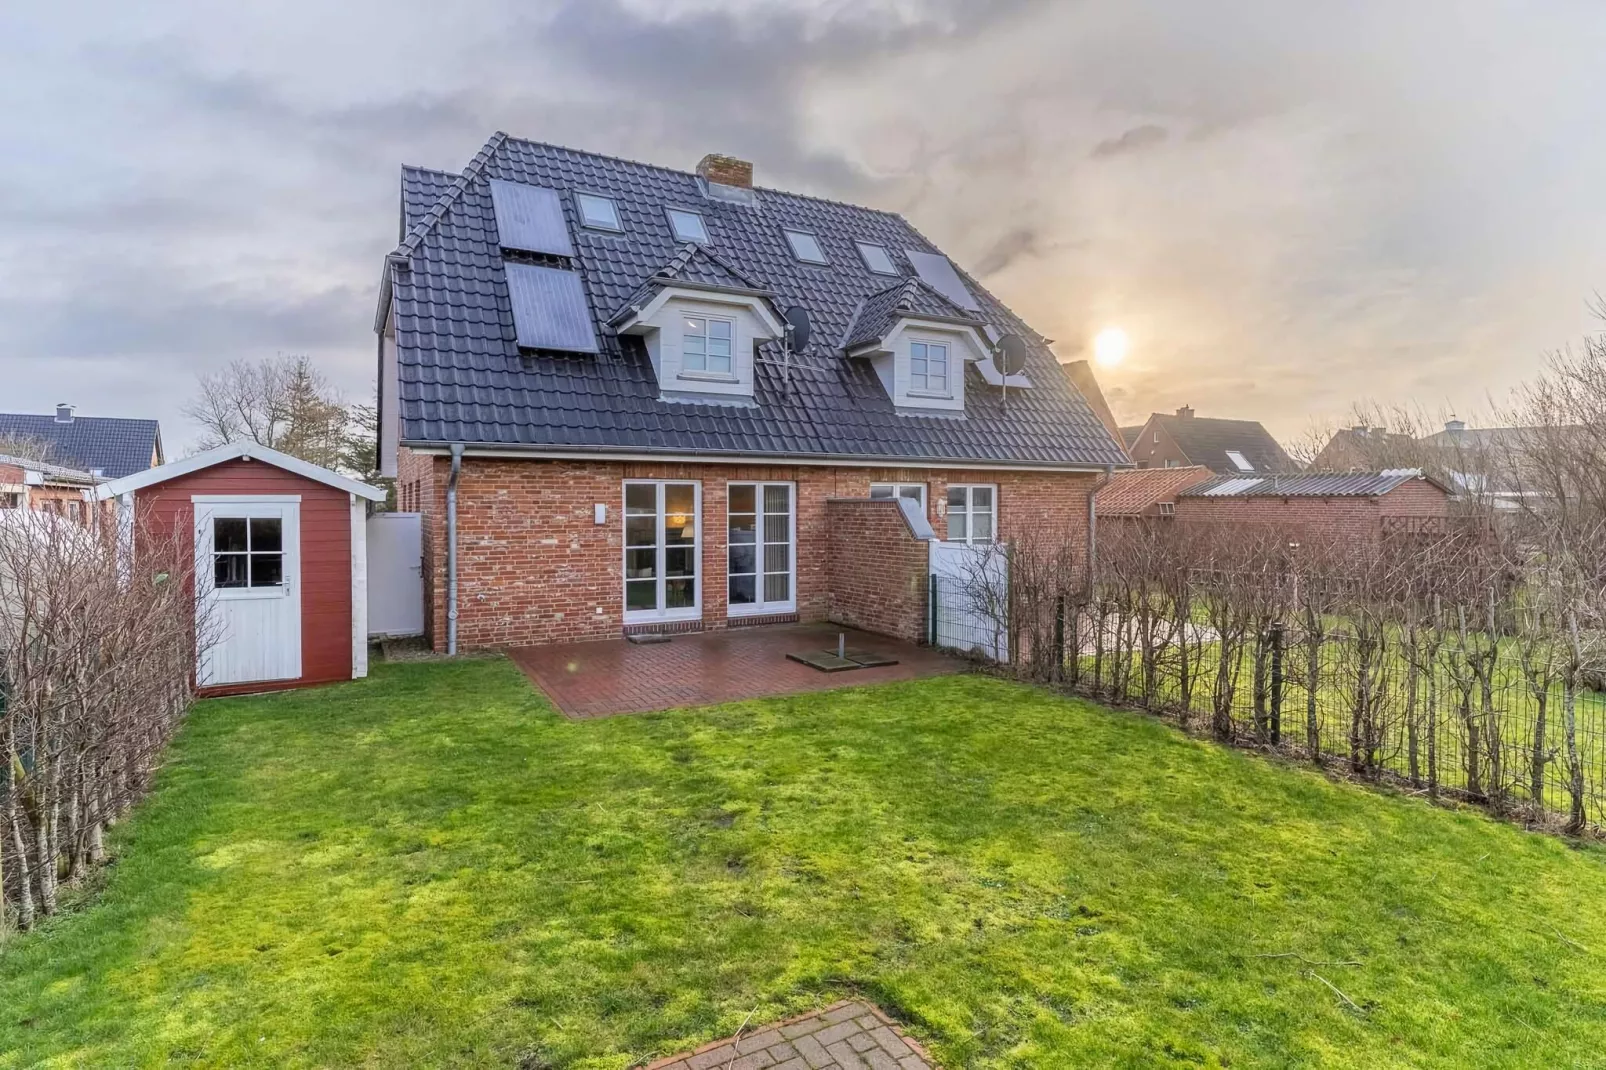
top-left (1093, 466), bottom-right (1214, 526)
top-left (375, 134), bottom-right (1129, 651)
top-left (1121, 406), bottom-right (1293, 475)
top-left (1174, 471), bottom-right (1453, 541)
top-left (0, 452), bottom-right (100, 524)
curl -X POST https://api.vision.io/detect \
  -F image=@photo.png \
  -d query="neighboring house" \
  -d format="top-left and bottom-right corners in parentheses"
top-left (0, 404), bottom-right (163, 479)
top-left (1174, 471), bottom-right (1453, 541)
top-left (376, 134), bottom-right (1129, 651)
top-left (1308, 425), bottom-right (1421, 472)
top-left (1417, 420), bottom-right (1547, 512)
top-left (1124, 406), bottom-right (1294, 475)
top-left (0, 452), bottom-right (100, 524)
top-left (1094, 466), bottom-right (1213, 524)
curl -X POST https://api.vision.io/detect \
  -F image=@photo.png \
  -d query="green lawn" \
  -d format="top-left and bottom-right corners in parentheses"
top-left (4, 660), bottom-right (1603, 1068)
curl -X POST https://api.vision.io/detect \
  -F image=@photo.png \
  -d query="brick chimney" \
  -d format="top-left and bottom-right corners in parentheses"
top-left (55, 403), bottom-right (74, 424)
top-left (1175, 405), bottom-right (1194, 419)
top-left (696, 153), bottom-right (753, 190)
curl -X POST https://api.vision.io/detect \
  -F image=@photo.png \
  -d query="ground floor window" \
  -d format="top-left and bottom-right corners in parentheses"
top-left (945, 484), bottom-right (996, 544)
top-left (728, 481), bottom-right (794, 614)
top-left (869, 482), bottom-right (927, 511)
top-left (623, 480), bottom-right (700, 621)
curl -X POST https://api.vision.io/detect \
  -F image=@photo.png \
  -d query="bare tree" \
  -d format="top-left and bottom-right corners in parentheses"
top-left (184, 355), bottom-right (352, 471)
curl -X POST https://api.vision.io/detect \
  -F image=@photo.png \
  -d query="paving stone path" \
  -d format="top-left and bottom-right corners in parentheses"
top-left (643, 1000), bottom-right (935, 1070)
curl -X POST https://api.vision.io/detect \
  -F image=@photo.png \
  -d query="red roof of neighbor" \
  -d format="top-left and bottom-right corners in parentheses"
top-left (1095, 466), bottom-right (1214, 515)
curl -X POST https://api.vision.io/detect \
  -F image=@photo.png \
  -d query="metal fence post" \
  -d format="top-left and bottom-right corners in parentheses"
top-left (1270, 620), bottom-right (1285, 746)
top-left (1054, 594), bottom-right (1066, 683)
top-left (928, 572), bottom-right (938, 647)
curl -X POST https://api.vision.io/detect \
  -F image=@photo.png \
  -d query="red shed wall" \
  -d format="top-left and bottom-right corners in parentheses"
top-left (133, 457), bottom-right (353, 694)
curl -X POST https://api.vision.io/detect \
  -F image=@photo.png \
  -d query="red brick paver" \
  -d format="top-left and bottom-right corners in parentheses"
top-left (510, 623), bottom-right (960, 718)
top-left (642, 1000), bottom-right (936, 1070)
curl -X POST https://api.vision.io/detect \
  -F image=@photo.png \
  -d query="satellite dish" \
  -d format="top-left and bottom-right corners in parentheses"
top-left (995, 333), bottom-right (1028, 376)
top-left (784, 305), bottom-right (812, 353)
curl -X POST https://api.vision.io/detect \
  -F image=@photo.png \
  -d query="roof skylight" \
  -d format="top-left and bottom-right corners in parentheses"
top-left (575, 193), bottom-right (621, 231)
top-left (1225, 450), bottom-right (1255, 472)
top-left (783, 228), bottom-right (828, 264)
top-left (667, 208), bottom-right (709, 244)
top-left (856, 241), bottom-right (897, 275)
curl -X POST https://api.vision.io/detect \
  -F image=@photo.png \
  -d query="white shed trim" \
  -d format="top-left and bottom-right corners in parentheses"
top-left (350, 494), bottom-right (369, 679)
top-left (94, 441), bottom-right (386, 501)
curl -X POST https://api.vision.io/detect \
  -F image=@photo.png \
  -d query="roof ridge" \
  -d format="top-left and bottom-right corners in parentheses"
top-left (393, 131), bottom-right (510, 260)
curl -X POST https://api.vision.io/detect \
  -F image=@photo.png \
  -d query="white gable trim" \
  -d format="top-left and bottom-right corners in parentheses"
top-left (615, 284), bottom-right (784, 338)
top-left (94, 441), bottom-right (387, 501)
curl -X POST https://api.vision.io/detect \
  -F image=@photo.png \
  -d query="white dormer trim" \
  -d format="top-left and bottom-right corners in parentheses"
top-left (615, 286), bottom-right (783, 404)
top-left (855, 317), bottom-right (990, 415)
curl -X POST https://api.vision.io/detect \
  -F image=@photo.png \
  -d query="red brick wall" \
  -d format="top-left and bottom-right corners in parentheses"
top-left (825, 498), bottom-right (929, 642)
top-left (133, 458), bottom-right (353, 693)
top-left (1172, 479), bottom-right (1449, 541)
top-left (1124, 421), bottom-right (1193, 470)
top-left (399, 449), bottom-right (1099, 650)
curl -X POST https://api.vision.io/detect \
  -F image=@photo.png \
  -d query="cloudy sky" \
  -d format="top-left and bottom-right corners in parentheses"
top-left (4, 0), bottom-right (1603, 450)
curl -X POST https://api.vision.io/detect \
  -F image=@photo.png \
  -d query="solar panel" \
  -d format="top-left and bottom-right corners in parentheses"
top-left (905, 250), bottom-right (980, 311)
top-left (505, 262), bottom-right (599, 353)
top-left (488, 179), bottom-right (575, 257)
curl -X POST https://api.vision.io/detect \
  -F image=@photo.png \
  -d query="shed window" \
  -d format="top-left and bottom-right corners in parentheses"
top-left (575, 193), bottom-right (622, 231)
top-left (856, 241), bottom-right (897, 275)
top-left (212, 516), bottom-right (284, 589)
top-left (783, 229), bottom-right (828, 264)
top-left (667, 208), bottom-right (709, 244)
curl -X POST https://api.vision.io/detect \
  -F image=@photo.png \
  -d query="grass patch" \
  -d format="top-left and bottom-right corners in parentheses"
top-left (3, 659), bottom-right (1604, 1067)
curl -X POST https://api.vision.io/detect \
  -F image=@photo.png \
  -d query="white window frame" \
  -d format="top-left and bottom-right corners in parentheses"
top-left (667, 207), bottom-right (709, 244)
top-left (1225, 450), bottom-right (1255, 473)
top-left (783, 228), bottom-right (828, 264)
top-left (856, 241), bottom-right (897, 275)
top-left (1158, 501), bottom-right (1176, 516)
top-left (908, 339), bottom-right (951, 397)
top-left (869, 483), bottom-right (927, 512)
top-left (681, 313), bottom-right (735, 377)
top-left (575, 192), bottom-right (622, 231)
top-left (945, 484), bottom-right (997, 545)
top-left (726, 481), bottom-right (796, 617)
top-left (622, 480), bottom-right (702, 623)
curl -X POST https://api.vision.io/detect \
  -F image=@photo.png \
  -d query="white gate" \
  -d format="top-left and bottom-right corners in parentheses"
top-left (929, 540), bottom-right (1009, 662)
top-left (367, 512), bottom-right (424, 638)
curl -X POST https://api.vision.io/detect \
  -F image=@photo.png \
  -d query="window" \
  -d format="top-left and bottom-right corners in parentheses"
top-left (1164, 459), bottom-right (1179, 468)
top-left (945, 485), bottom-right (995, 544)
top-left (68, 500), bottom-right (82, 523)
top-left (575, 192), bottom-right (621, 231)
top-left (1158, 501), bottom-right (1176, 516)
top-left (624, 481), bottom-right (700, 620)
top-left (856, 241), bottom-right (897, 275)
top-left (1152, 430), bottom-right (1160, 443)
top-left (869, 483), bottom-right (927, 511)
top-left (0, 492), bottom-right (19, 509)
top-left (212, 516), bottom-right (284, 589)
top-left (783, 228), bottom-right (827, 264)
top-left (728, 482), bottom-right (795, 613)
top-left (909, 340), bottom-right (950, 395)
top-left (682, 314), bottom-right (734, 375)
top-left (1225, 450), bottom-right (1255, 473)
top-left (667, 208), bottom-right (709, 244)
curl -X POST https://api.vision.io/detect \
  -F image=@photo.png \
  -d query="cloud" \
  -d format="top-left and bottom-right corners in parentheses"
top-left (1090, 124), bottom-right (1169, 158)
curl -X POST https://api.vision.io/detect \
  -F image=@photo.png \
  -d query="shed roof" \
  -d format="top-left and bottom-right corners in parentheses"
top-left (94, 441), bottom-right (385, 501)
top-left (1095, 466), bottom-right (1214, 515)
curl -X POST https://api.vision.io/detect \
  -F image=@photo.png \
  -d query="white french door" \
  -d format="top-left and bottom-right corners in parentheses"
top-left (623, 481), bottom-right (701, 622)
top-left (194, 497), bottom-right (302, 686)
top-left (727, 482), bottom-right (795, 616)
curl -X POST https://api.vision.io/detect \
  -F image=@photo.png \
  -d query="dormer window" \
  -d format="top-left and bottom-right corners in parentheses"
top-left (856, 242), bottom-right (897, 275)
top-left (909, 340), bottom-right (951, 395)
top-left (668, 208), bottom-right (709, 244)
top-left (682, 315), bottom-right (734, 376)
top-left (783, 228), bottom-right (828, 264)
top-left (576, 193), bottom-right (621, 231)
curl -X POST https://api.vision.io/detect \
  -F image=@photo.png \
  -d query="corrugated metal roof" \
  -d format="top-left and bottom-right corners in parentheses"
top-left (905, 250), bottom-right (980, 311)
top-left (488, 179), bottom-right (575, 258)
top-left (505, 263), bottom-right (599, 353)
top-left (384, 135), bottom-right (1131, 468)
top-left (1182, 472), bottom-right (1449, 498)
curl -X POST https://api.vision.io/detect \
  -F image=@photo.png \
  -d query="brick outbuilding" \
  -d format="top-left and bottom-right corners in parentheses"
top-left (1173, 471), bottom-right (1453, 542)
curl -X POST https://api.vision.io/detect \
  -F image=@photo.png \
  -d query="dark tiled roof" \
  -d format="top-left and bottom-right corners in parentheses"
top-left (0, 413), bottom-right (161, 479)
top-left (841, 277), bottom-right (974, 352)
top-left (1151, 415), bottom-right (1293, 475)
top-left (385, 134), bottom-right (1130, 468)
top-left (1120, 425), bottom-right (1143, 449)
top-left (1181, 471), bottom-right (1450, 498)
top-left (610, 243), bottom-right (769, 325)
top-left (1096, 466), bottom-right (1213, 515)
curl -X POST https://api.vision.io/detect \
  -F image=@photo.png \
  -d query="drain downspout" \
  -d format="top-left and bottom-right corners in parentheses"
top-left (447, 443), bottom-right (464, 655)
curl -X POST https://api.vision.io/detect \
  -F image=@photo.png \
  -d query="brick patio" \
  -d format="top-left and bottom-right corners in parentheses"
top-left (509, 623), bottom-right (961, 718)
top-left (642, 1000), bottom-right (935, 1070)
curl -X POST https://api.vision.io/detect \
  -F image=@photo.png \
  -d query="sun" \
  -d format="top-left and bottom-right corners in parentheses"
top-left (1094, 327), bottom-right (1130, 367)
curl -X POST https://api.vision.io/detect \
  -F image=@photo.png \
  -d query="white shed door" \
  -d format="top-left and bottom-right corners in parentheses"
top-left (195, 500), bottom-right (302, 686)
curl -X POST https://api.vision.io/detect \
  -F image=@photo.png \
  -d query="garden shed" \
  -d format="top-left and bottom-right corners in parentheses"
top-left (95, 441), bottom-right (386, 696)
